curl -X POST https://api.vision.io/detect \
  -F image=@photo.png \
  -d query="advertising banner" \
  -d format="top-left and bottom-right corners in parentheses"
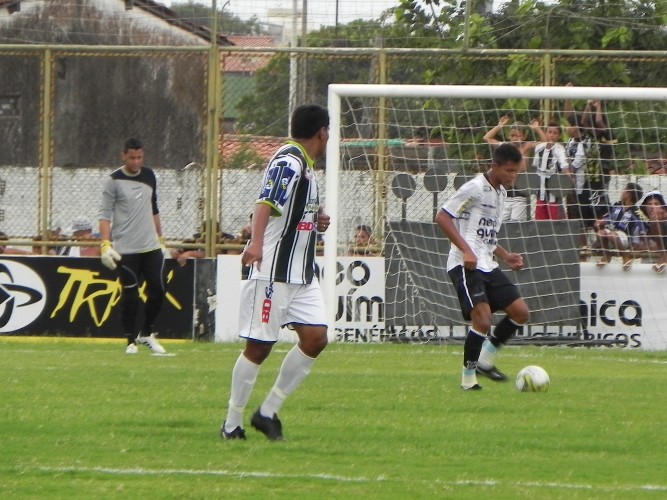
top-left (215, 255), bottom-right (385, 342)
top-left (217, 256), bottom-right (667, 350)
top-left (580, 262), bottom-right (667, 350)
top-left (0, 256), bottom-right (196, 338)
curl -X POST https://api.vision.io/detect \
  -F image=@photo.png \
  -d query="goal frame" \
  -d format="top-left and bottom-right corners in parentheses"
top-left (324, 84), bottom-right (667, 333)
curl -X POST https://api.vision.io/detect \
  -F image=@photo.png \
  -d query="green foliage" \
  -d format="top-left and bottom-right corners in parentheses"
top-left (1, 339), bottom-right (667, 498)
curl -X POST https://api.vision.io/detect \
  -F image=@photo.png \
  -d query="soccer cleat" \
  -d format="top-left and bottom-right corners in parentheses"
top-left (476, 365), bottom-right (508, 381)
top-left (136, 333), bottom-right (166, 355)
top-left (251, 409), bottom-right (284, 441)
top-left (462, 383), bottom-right (482, 391)
top-left (220, 422), bottom-right (247, 440)
top-left (125, 343), bottom-right (138, 355)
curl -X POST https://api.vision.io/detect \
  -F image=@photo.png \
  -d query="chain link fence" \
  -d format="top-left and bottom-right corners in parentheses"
top-left (0, 46), bottom-right (665, 254)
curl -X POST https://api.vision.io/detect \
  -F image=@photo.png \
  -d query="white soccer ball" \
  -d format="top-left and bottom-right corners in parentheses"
top-left (515, 365), bottom-right (550, 392)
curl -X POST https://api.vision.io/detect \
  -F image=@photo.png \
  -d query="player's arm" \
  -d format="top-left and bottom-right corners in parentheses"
top-left (435, 209), bottom-right (477, 270)
top-left (494, 244), bottom-right (524, 271)
top-left (242, 202), bottom-right (272, 271)
top-left (153, 214), bottom-right (163, 238)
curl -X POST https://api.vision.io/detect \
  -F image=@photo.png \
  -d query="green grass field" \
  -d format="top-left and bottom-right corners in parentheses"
top-left (1, 338), bottom-right (666, 499)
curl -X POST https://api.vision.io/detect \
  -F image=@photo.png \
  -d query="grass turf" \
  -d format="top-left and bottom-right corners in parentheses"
top-left (1, 338), bottom-right (666, 498)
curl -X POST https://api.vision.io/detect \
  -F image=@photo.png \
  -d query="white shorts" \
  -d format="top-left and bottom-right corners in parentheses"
top-left (238, 279), bottom-right (327, 342)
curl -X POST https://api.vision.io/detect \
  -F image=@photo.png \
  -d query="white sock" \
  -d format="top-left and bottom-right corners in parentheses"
top-left (461, 367), bottom-right (478, 388)
top-left (477, 339), bottom-right (499, 370)
top-left (260, 345), bottom-right (316, 418)
top-left (224, 353), bottom-right (260, 431)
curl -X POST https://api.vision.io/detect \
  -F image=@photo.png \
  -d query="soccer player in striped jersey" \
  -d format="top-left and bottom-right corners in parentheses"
top-left (221, 104), bottom-right (331, 441)
top-left (436, 143), bottom-right (530, 391)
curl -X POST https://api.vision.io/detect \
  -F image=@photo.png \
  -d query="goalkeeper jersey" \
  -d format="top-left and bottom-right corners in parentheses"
top-left (244, 140), bottom-right (320, 284)
top-left (441, 173), bottom-right (506, 273)
top-left (98, 166), bottom-right (161, 254)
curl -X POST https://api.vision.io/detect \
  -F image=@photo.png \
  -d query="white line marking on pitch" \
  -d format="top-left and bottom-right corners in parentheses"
top-left (28, 466), bottom-right (667, 493)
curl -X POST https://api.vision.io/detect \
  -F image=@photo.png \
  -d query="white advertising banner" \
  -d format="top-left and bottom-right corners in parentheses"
top-left (580, 262), bottom-right (667, 350)
top-left (215, 255), bottom-right (385, 343)
top-left (216, 257), bottom-right (667, 350)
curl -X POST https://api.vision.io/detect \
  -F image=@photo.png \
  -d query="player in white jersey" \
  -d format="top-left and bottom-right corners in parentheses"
top-left (221, 104), bottom-right (331, 441)
top-left (436, 143), bottom-right (530, 390)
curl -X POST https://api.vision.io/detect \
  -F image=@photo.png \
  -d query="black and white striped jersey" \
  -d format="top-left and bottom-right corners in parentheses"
top-left (245, 141), bottom-right (320, 284)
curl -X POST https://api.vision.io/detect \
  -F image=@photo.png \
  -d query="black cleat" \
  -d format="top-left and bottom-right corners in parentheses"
top-left (251, 409), bottom-right (284, 441)
top-left (221, 422), bottom-right (246, 440)
top-left (476, 365), bottom-right (508, 381)
top-left (462, 383), bottom-right (483, 391)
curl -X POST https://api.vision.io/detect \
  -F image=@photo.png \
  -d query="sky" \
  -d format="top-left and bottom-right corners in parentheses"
top-left (161, 1), bottom-right (510, 29)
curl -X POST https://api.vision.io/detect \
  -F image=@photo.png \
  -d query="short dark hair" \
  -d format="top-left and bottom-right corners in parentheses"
top-left (290, 104), bottom-right (329, 139)
top-left (355, 224), bottom-right (372, 236)
top-left (566, 114), bottom-right (583, 128)
top-left (124, 138), bottom-right (143, 152)
top-left (493, 142), bottom-right (523, 166)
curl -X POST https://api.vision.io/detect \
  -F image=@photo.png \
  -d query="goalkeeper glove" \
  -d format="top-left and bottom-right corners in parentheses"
top-left (100, 240), bottom-right (121, 270)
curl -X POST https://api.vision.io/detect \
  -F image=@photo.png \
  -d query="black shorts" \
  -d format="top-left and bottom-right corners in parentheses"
top-left (447, 266), bottom-right (522, 321)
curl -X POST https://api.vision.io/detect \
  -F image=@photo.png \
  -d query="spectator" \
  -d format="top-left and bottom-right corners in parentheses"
top-left (0, 231), bottom-right (36, 255)
top-left (594, 182), bottom-right (646, 271)
top-left (483, 115), bottom-right (547, 221)
top-left (581, 99), bottom-right (617, 180)
top-left (350, 224), bottom-right (378, 256)
top-left (563, 112), bottom-right (609, 241)
top-left (639, 191), bottom-right (667, 273)
top-left (532, 121), bottom-right (569, 220)
top-left (58, 217), bottom-right (100, 257)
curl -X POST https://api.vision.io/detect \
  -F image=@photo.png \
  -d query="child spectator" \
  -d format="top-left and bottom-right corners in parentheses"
top-left (532, 121), bottom-right (568, 220)
top-left (594, 182), bottom-right (646, 271)
top-left (639, 191), bottom-right (667, 273)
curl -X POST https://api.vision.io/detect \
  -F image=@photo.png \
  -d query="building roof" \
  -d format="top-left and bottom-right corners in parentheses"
top-left (223, 35), bottom-right (276, 73)
top-left (0, 0), bottom-right (232, 45)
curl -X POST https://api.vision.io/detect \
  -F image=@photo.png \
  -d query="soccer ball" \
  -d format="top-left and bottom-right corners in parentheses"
top-left (515, 365), bottom-right (550, 392)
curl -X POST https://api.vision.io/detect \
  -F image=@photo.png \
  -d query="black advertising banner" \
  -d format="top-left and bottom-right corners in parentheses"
top-left (0, 256), bottom-right (195, 339)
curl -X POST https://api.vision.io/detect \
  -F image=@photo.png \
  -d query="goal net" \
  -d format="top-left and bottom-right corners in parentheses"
top-left (324, 84), bottom-right (667, 349)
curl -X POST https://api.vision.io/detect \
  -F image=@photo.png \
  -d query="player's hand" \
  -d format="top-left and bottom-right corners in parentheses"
top-left (100, 240), bottom-right (121, 270)
top-left (499, 115), bottom-right (511, 126)
top-left (242, 241), bottom-right (263, 271)
top-left (462, 250), bottom-right (478, 271)
top-left (317, 207), bottom-right (331, 233)
top-left (505, 252), bottom-right (524, 271)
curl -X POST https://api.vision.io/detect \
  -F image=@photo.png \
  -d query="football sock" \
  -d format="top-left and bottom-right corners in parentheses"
top-left (461, 368), bottom-right (478, 388)
top-left (260, 345), bottom-right (315, 418)
top-left (461, 329), bottom-right (485, 387)
top-left (463, 328), bottom-right (486, 368)
top-left (492, 316), bottom-right (524, 345)
top-left (224, 353), bottom-right (260, 431)
top-left (477, 339), bottom-right (498, 370)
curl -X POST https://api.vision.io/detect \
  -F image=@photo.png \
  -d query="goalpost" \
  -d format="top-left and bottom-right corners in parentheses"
top-left (324, 84), bottom-right (667, 349)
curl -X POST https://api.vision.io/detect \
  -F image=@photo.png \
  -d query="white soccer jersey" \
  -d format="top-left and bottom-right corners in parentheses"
top-left (442, 173), bottom-right (505, 272)
top-left (245, 141), bottom-right (320, 284)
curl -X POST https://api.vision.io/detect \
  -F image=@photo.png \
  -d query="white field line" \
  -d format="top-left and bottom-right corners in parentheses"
top-left (25, 465), bottom-right (667, 493)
